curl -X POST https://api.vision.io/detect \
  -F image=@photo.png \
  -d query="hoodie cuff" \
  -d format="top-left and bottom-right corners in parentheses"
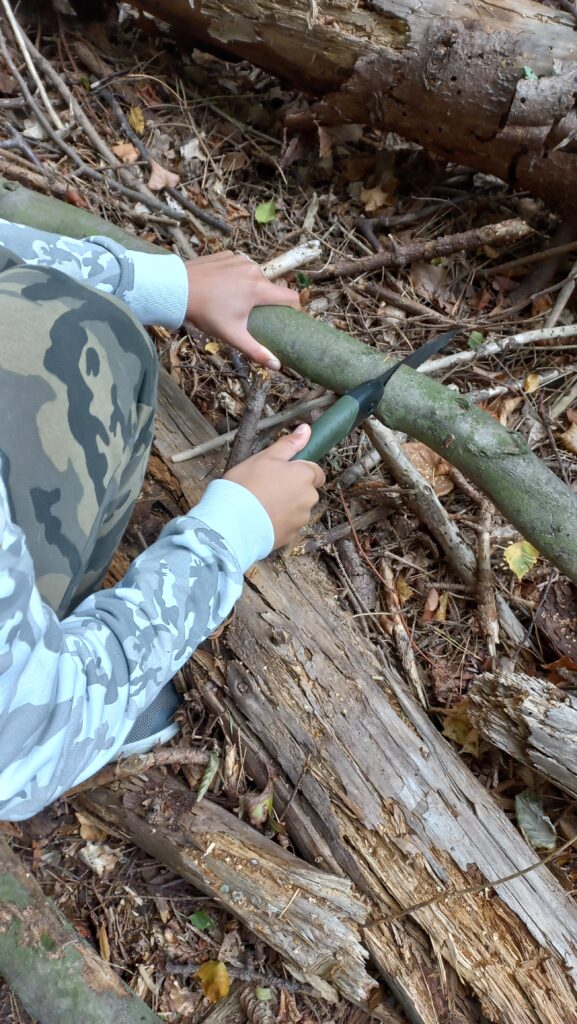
top-left (125, 250), bottom-right (188, 329)
top-left (189, 479), bottom-right (275, 572)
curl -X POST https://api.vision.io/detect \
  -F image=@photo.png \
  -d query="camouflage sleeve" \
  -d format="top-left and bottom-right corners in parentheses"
top-left (0, 477), bottom-right (274, 820)
top-left (0, 219), bottom-right (188, 328)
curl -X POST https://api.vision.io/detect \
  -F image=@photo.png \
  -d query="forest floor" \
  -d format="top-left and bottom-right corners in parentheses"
top-left (1, 4), bottom-right (577, 1023)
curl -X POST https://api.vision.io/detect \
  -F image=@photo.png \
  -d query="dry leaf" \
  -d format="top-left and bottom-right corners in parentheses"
top-left (403, 441), bottom-right (454, 496)
top-left (498, 395), bottom-right (523, 426)
top-left (222, 151), bottom-right (249, 172)
top-left (524, 373), bottom-right (541, 394)
top-left (504, 539), bottom-right (539, 581)
top-left (410, 260), bottom-right (446, 303)
top-left (559, 422), bottom-right (577, 454)
top-left (164, 978), bottom-right (201, 1016)
top-left (147, 159), bottom-right (180, 191)
top-left (98, 922), bottom-right (110, 961)
top-left (360, 185), bottom-right (391, 213)
top-left (442, 703), bottom-right (480, 756)
top-left (422, 588), bottom-right (439, 623)
top-left (435, 591), bottom-right (449, 622)
top-left (205, 340), bottom-right (221, 355)
top-left (243, 778), bottom-right (274, 826)
top-left (75, 811), bottom-right (109, 843)
top-left (531, 294), bottom-right (553, 317)
top-left (396, 575), bottom-right (415, 606)
top-left (128, 105), bottom-right (145, 135)
top-left (180, 137), bottom-right (207, 162)
top-left (111, 141), bottom-right (139, 164)
top-left (64, 187), bottom-right (89, 209)
top-left (79, 842), bottom-right (121, 878)
top-left (196, 961), bottom-right (231, 1003)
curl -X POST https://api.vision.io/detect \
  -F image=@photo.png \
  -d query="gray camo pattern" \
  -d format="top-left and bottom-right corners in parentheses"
top-left (0, 236), bottom-right (245, 820)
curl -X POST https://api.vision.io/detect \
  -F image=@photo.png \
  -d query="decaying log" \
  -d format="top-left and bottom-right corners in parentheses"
top-left (133, 0), bottom-right (577, 213)
top-left (0, 837), bottom-right (163, 1024)
top-left (152, 368), bottom-right (577, 1024)
top-left (467, 670), bottom-right (577, 799)
top-left (75, 773), bottom-right (384, 1014)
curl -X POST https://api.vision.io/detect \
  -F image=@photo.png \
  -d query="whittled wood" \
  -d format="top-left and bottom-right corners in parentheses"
top-left (467, 670), bottom-right (577, 798)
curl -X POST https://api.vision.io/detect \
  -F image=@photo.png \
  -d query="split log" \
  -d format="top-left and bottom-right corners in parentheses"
top-left (0, 837), bottom-right (163, 1024)
top-left (74, 772), bottom-right (381, 1013)
top-left (152, 369), bottom-right (577, 1024)
top-left (133, 0), bottom-right (577, 213)
top-left (467, 670), bottom-right (577, 800)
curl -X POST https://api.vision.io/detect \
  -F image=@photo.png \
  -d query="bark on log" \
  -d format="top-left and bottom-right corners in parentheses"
top-left (247, 305), bottom-right (577, 584)
top-left (134, 0), bottom-right (577, 213)
top-left (467, 670), bottom-right (577, 799)
top-left (0, 837), bottom-right (163, 1024)
top-left (151, 368), bottom-right (577, 1024)
top-left (74, 773), bottom-right (382, 1013)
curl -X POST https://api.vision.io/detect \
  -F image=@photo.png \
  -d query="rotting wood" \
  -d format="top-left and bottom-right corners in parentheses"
top-left (133, 0), bottom-right (577, 213)
top-left (467, 670), bottom-right (577, 800)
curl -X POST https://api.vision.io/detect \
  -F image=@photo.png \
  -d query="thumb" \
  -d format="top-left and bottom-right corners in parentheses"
top-left (268, 423), bottom-right (311, 461)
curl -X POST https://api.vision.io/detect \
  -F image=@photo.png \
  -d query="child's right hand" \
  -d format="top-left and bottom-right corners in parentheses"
top-left (224, 424), bottom-right (325, 548)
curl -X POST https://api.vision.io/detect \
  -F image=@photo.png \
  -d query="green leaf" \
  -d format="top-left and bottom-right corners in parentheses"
top-left (515, 789), bottom-right (556, 850)
top-left (255, 988), bottom-right (274, 1002)
top-left (243, 778), bottom-right (274, 826)
top-left (523, 65), bottom-right (538, 81)
top-left (255, 199), bottom-right (277, 224)
top-left (467, 331), bottom-right (484, 350)
top-left (189, 910), bottom-right (215, 932)
top-left (196, 750), bottom-right (219, 803)
top-left (294, 271), bottom-right (311, 289)
top-left (504, 540), bottom-right (539, 581)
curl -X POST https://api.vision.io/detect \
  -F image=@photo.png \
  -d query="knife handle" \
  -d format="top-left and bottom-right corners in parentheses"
top-left (292, 394), bottom-right (361, 463)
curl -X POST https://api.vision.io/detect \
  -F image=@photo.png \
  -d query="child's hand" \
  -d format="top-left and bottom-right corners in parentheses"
top-left (185, 251), bottom-right (300, 369)
top-left (224, 424), bottom-right (325, 547)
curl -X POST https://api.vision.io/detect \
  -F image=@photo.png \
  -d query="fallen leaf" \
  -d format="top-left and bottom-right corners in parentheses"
top-left (559, 422), bottom-right (577, 454)
top-left (196, 961), bottom-right (231, 1003)
top-left (205, 340), bottom-right (221, 355)
top-left (524, 66), bottom-right (539, 81)
top-left (180, 137), bottom-right (207, 162)
top-left (164, 978), bottom-right (201, 1016)
top-left (79, 842), bottom-right (121, 878)
top-left (442, 703), bottom-right (480, 756)
top-left (221, 151), bottom-right (249, 172)
top-left (504, 540), bottom-right (539, 581)
top-left (147, 159), bottom-right (180, 190)
top-left (515, 789), bottom-right (556, 850)
top-left (468, 330), bottom-right (485, 349)
top-left (360, 186), bottom-right (391, 213)
top-left (422, 587), bottom-right (439, 623)
top-left (498, 395), bottom-right (523, 426)
top-left (255, 199), bottom-right (277, 224)
top-left (403, 441), bottom-right (454, 496)
top-left (189, 910), bottom-right (215, 932)
top-left (64, 187), bottom-right (89, 209)
top-left (410, 260), bottom-right (446, 303)
top-left (98, 922), bottom-right (110, 961)
top-left (111, 141), bottom-right (139, 164)
top-left (435, 591), bottom-right (449, 622)
top-left (128, 105), bottom-right (145, 135)
top-left (256, 988), bottom-right (274, 1002)
top-left (395, 575), bottom-right (415, 606)
top-left (196, 750), bottom-right (219, 803)
top-left (244, 778), bottom-right (274, 826)
top-left (524, 373), bottom-right (541, 393)
top-left (531, 294), bottom-right (552, 317)
top-left (75, 811), bottom-right (109, 843)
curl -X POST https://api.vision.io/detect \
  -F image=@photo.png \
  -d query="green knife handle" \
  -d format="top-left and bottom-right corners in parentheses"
top-left (292, 394), bottom-right (360, 463)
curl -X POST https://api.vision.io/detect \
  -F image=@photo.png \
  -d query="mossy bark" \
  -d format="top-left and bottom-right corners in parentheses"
top-left (248, 305), bottom-right (577, 583)
top-left (0, 838), bottom-right (162, 1024)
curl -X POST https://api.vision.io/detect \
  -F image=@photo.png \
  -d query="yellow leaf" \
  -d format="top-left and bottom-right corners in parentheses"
top-left (360, 185), bottom-right (391, 213)
top-left (395, 575), bottom-right (414, 606)
top-left (524, 372), bottom-right (541, 394)
top-left (442, 703), bottom-right (479, 756)
top-left (205, 340), bottom-right (221, 355)
top-left (435, 591), bottom-right (449, 622)
top-left (504, 539), bottom-right (539, 581)
top-left (97, 922), bottom-right (110, 961)
top-left (196, 961), bottom-right (231, 1003)
top-left (559, 422), bottom-right (577, 455)
top-left (111, 141), bottom-right (139, 164)
top-left (128, 105), bottom-right (145, 135)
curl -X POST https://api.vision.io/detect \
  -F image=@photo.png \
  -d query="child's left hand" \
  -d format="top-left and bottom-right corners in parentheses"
top-left (185, 251), bottom-right (301, 369)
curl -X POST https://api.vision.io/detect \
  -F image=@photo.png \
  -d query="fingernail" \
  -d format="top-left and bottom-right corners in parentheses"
top-left (266, 357), bottom-right (281, 371)
top-left (294, 423), bottom-right (308, 436)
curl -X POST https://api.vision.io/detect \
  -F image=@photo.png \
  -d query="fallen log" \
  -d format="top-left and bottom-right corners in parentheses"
top-left (133, 0), bottom-right (577, 213)
top-left (74, 772), bottom-right (383, 1014)
top-left (152, 368), bottom-right (577, 1024)
top-left (467, 670), bottom-right (577, 800)
top-left (0, 837), bottom-right (163, 1024)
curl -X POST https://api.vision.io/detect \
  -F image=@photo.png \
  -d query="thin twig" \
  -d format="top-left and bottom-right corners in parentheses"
top-left (0, 0), bottom-right (64, 130)
top-left (380, 557), bottom-right (428, 707)
top-left (421, 323), bottom-right (577, 375)
top-left (476, 501), bottom-right (498, 663)
top-left (225, 368), bottom-right (271, 470)
top-left (64, 748), bottom-right (210, 798)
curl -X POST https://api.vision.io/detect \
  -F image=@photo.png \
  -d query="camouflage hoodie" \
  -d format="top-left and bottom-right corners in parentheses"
top-left (0, 221), bottom-right (274, 820)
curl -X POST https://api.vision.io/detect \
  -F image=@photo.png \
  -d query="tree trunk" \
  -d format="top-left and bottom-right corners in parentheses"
top-left (133, 0), bottom-right (577, 213)
top-left (0, 837), bottom-right (163, 1024)
top-left (467, 670), bottom-right (577, 800)
top-left (74, 773), bottom-right (385, 1014)
top-left (150, 368), bottom-right (577, 1024)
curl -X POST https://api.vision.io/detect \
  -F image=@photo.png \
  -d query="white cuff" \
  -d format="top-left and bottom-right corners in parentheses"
top-left (189, 479), bottom-right (275, 572)
top-left (125, 251), bottom-right (188, 329)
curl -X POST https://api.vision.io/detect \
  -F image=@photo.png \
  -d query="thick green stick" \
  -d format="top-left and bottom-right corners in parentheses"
top-left (248, 306), bottom-right (577, 583)
top-left (0, 838), bottom-right (162, 1024)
